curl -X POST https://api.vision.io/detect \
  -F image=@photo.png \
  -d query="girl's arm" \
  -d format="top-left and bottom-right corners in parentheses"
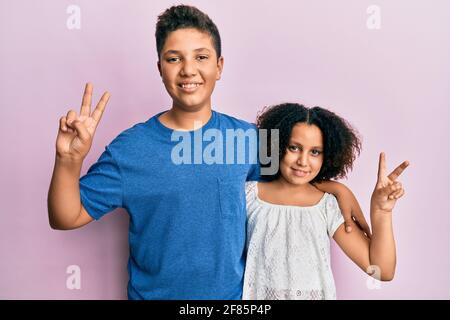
top-left (332, 210), bottom-right (395, 281)
top-left (315, 180), bottom-right (371, 238)
top-left (332, 153), bottom-right (409, 281)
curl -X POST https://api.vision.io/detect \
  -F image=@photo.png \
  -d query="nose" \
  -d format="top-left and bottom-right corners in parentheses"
top-left (180, 58), bottom-right (197, 77)
top-left (297, 151), bottom-right (308, 167)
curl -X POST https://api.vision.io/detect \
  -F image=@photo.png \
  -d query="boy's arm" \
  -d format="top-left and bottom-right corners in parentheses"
top-left (47, 157), bottom-right (93, 230)
top-left (314, 180), bottom-right (372, 237)
top-left (47, 83), bottom-right (109, 230)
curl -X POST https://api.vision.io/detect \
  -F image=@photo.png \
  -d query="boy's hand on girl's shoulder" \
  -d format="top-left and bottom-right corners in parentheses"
top-left (314, 180), bottom-right (372, 238)
top-left (335, 184), bottom-right (372, 239)
top-left (371, 152), bottom-right (409, 214)
top-left (56, 83), bottom-right (110, 162)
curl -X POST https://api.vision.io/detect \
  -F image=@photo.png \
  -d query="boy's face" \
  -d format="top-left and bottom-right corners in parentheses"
top-left (279, 123), bottom-right (324, 185)
top-left (158, 28), bottom-right (223, 112)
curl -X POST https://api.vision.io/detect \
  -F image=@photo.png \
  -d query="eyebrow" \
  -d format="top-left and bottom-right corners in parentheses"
top-left (289, 140), bottom-right (323, 149)
top-left (163, 48), bottom-right (211, 55)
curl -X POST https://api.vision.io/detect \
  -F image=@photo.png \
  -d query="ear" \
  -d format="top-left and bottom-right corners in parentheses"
top-left (157, 61), bottom-right (162, 77)
top-left (216, 56), bottom-right (224, 80)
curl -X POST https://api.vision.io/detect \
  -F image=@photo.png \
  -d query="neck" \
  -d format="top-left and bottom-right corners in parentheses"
top-left (274, 177), bottom-right (315, 193)
top-left (159, 105), bottom-right (212, 131)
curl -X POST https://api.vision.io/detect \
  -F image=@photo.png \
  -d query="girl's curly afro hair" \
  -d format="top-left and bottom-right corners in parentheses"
top-left (257, 103), bottom-right (362, 183)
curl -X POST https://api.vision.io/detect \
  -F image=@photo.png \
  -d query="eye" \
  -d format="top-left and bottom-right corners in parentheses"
top-left (197, 55), bottom-right (209, 61)
top-left (288, 145), bottom-right (300, 152)
top-left (311, 149), bottom-right (322, 156)
top-left (166, 57), bottom-right (180, 63)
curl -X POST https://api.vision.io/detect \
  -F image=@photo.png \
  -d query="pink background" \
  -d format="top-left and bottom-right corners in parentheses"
top-left (1, 0), bottom-right (449, 299)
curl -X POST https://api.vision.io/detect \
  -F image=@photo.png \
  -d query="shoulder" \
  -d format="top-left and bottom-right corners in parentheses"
top-left (321, 193), bottom-right (345, 237)
top-left (214, 111), bottom-right (256, 130)
top-left (322, 192), bottom-right (338, 207)
top-left (108, 122), bottom-right (145, 147)
top-left (245, 181), bottom-right (258, 194)
top-left (104, 117), bottom-right (157, 162)
top-left (108, 114), bottom-right (160, 149)
top-left (321, 193), bottom-right (342, 217)
top-left (245, 181), bottom-right (258, 202)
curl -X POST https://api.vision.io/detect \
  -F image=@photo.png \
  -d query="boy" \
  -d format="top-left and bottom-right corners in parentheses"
top-left (48, 5), bottom-right (370, 299)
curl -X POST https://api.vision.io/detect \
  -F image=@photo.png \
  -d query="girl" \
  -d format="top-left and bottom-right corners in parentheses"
top-left (243, 103), bottom-right (409, 300)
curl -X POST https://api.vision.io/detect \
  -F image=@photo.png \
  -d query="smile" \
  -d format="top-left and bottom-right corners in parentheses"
top-left (291, 168), bottom-right (309, 177)
top-left (178, 82), bottom-right (203, 92)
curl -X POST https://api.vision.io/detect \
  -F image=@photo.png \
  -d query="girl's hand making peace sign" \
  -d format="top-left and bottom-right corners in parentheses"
top-left (371, 152), bottom-right (409, 213)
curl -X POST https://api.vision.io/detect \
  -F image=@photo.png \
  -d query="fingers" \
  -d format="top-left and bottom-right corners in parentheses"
top-left (388, 160), bottom-right (410, 181)
top-left (385, 181), bottom-right (403, 199)
top-left (59, 111), bottom-right (90, 142)
top-left (340, 196), bottom-right (373, 238)
top-left (344, 218), bottom-right (353, 233)
top-left (80, 82), bottom-right (93, 117)
top-left (344, 217), bottom-right (371, 239)
top-left (350, 203), bottom-right (372, 238)
top-left (59, 116), bottom-right (68, 132)
top-left (342, 209), bottom-right (356, 233)
top-left (354, 218), bottom-right (372, 239)
top-left (66, 109), bottom-right (77, 123)
top-left (338, 202), bottom-right (354, 233)
top-left (71, 120), bottom-right (90, 143)
top-left (63, 110), bottom-right (78, 134)
top-left (388, 183), bottom-right (405, 200)
top-left (393, 189), bottom-right (405, 199)
top-left (91, 91), bottom-right (110, 123)
top-left (384, 183), bottom-right (396, 195)
top-left (377, 152), bottom-right (387, 181)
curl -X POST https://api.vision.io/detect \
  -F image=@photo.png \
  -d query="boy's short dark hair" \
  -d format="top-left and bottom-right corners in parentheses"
top-left (257, 103), bottom-right (362, 183)
top-left (155, 5), bottom-right (222, 60)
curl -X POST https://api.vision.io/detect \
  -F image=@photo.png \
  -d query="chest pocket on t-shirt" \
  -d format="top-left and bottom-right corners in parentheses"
top-left (217, 175), bottom-right (246, 219)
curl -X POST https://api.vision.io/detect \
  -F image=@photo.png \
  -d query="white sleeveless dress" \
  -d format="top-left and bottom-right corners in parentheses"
top-left (243, 181), bottom-right (344, 300)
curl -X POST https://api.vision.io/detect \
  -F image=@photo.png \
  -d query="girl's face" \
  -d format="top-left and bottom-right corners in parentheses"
top-left (279, 123), bottom-right (324, 185)
top-left (158, 28), bottom-right (224, 112)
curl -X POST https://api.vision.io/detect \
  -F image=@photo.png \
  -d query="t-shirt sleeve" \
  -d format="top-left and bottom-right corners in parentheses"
top-left (246, 124), bottom-right (261, 182)
top-left (246, 162), bottom-right (261, 182)
top-left (79, 146), bottom-right (123, 220)
top-left (325, 194), bottom-right (345, 237)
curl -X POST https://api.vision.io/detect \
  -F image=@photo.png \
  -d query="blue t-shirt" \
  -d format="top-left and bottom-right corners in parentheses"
top-left (79, 110), bottom-right (260, 299)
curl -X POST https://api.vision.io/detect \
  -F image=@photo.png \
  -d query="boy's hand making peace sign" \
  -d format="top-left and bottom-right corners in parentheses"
top-left (56, 83), bottom-right (110, 162)
top-left (371, 152), bottom-right (409, 213)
